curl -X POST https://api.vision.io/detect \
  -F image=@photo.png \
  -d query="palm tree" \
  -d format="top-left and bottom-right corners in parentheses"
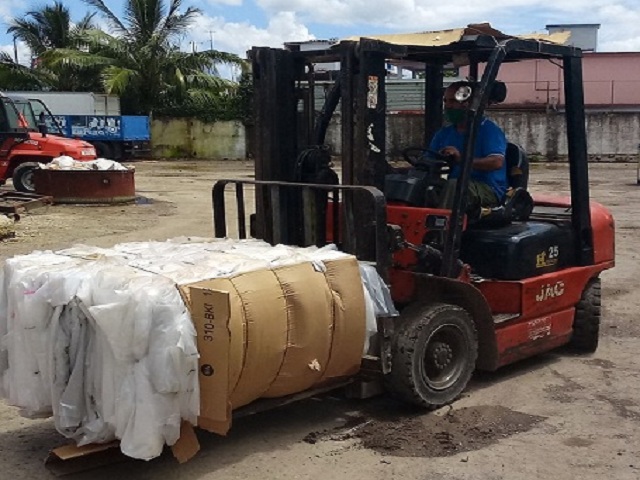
top-left (7, 1), bottom-right (95, 59)
top-left (42, 0), bottom-right (244, 115)
top-left (6, 1), bottom-right (100, 91)
top-left (0, 52), bottom-right (52, 90)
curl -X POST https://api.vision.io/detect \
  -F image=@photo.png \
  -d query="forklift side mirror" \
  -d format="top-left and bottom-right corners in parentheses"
top-left (38, 122), bottom-right (48, 137)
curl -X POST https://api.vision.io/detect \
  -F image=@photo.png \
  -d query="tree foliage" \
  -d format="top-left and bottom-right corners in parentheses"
top-left (7, 1), bottom-right (95, 56)
top-left (6, 1), bottom-right (101, 91)
top-left (0, 52), bottom-right (52, 90)
top-left (2, 0), bottom-right (249, 121)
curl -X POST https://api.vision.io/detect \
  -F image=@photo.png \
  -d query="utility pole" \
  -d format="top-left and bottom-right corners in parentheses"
top-left (209, 30), bottom-right (214, 50)
top-left (13, 37), bottom-right (18, 63)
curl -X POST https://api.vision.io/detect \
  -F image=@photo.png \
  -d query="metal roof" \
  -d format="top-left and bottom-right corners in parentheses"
top-left (341, 23), bottom-right (570, 49)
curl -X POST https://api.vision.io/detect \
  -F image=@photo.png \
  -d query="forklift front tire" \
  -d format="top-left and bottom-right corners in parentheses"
top-left (12, 163), bottom-right (39, 193)
top-left (568, 278), bottom-right (601, 353)
top-left (94, 141), bottom-right (112, 159)
top-left (386, 303), bottom-right (478, 409)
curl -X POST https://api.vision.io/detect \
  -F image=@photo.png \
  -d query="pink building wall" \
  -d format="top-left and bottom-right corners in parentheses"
top-left (464, 53), bottom-right (640, 108)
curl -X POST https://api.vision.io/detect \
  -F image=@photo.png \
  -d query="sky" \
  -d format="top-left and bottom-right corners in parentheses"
top-left (1, 0), bottom-right (639, 65)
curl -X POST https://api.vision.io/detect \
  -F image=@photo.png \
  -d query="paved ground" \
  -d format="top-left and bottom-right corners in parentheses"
top-left (1, 160), bottom-right (639, 480)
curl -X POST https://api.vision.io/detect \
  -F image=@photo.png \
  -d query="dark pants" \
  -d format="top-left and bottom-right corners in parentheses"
top-left (441, 179), bottom-right (499, 215)
top-left (467, 180), bottom-right (499, 214)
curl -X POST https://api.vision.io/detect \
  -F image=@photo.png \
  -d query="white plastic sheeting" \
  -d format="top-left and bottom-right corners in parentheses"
top-left (40, 156), bottom-right (131, 171)
top-left (0, 237), bottom-right (395, 460)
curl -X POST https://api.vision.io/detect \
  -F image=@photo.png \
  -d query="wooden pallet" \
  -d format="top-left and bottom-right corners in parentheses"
top-left (0, 191), bottom-right (53, 214)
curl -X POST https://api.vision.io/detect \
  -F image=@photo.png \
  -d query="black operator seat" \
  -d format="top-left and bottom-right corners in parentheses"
top-left (502, 142), bottom-right (533, 221)
top-left (487, 82), bottom-right (533, 220)
top-left (505, 142), bottom-right (529, 190)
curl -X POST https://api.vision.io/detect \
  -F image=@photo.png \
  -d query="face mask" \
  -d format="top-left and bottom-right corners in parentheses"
top-left (444, 108), bottom-right (465, 124)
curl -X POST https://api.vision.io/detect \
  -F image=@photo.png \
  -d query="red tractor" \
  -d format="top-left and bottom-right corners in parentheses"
top-left (0, 92), bottom-right (96, 192)
top-left (213, 25), bottom-right (615, 408)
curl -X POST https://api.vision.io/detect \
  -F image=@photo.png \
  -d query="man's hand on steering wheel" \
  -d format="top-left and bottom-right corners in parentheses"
top-left (402, 147), bottom-right (455, 167)
top-left (438, 146), bottom-right (461, 163)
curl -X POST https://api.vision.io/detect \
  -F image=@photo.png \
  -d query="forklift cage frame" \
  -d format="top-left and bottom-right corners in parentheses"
top-left (230, 32), bottom-right (594, 281)
top-left (212, 179), bottom-right (390, 281)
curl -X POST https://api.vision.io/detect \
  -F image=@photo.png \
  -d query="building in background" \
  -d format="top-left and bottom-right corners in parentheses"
top-left (546, 23), bottom-right (600, 52)
top-left (489, 24), bottom-right (640, 110)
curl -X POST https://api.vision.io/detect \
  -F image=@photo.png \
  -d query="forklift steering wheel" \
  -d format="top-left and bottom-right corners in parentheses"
top-left (402, 147), bottom-right (454, 171)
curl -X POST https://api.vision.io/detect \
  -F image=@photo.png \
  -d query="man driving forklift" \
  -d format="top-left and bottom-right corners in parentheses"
top-left (429, 80), bottom-right (507, 219)
top-left (420, 80), bottom-right (529, 225)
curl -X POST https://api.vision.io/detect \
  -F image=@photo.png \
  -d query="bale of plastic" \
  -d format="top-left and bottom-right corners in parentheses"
top-left (0, 238), bottom-right (394, 460)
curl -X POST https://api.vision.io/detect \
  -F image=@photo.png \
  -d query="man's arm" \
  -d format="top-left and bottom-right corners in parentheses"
top-left (475, 120), bottom-right (507, 170)
top-left (438, 147), bottom-right (504, 170)
top-left (471, 154), bottom-right (504, 171)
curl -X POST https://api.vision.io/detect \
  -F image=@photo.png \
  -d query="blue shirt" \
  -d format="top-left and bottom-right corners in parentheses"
top-left (429, 118), bottom-right (508, 200)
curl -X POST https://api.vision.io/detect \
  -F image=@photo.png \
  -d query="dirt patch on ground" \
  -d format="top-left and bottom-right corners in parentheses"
top-left (305, 405), bottom-right (544, 458)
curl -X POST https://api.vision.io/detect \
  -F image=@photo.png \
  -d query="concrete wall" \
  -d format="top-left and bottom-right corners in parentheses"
top-left (494, 111), bottom-right (640, 160)
top-left (151, 111), bottom-right (640, 161)
top-left (151, 118), bottom-right (246, 159)
top-left (325, 111), bottom-right (640, 162)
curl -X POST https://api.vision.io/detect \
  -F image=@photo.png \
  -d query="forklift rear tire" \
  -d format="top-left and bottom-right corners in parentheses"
top-left (12, 163), bottom-right (39, 193)
top-left (568, 278), bottom-right (601, 353)
top-left (386, 303), bottom-right (478, 409)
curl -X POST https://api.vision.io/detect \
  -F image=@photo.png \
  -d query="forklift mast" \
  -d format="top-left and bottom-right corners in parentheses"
top-left (248, 33), bottom-right (594, 277)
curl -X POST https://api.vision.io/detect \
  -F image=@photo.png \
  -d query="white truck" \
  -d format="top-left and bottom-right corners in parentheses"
top-left (9, 91), bottom-right (121, 116)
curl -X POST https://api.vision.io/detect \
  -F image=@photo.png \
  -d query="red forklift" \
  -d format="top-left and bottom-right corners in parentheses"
top-left (213, 25), bottom-right (615, 409)
top-left (0, 92), bottom-right (97, 192)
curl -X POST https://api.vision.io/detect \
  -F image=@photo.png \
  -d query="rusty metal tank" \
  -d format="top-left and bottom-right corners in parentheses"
top-left (33, 169), bottom-right (136, 204)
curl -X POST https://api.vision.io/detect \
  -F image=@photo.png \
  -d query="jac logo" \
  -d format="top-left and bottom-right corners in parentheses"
top-left (535, 281), bottom-right (565, 302)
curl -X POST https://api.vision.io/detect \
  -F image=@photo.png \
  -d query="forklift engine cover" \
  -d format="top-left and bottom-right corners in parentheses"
top-left (460, 221), bottom-right (576, 280)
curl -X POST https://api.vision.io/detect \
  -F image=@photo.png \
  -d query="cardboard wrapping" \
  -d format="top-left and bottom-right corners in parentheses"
top-left (321, 258), bottom-right (367, 382)
top-left (264, 262), bottom-right (333, 398)
top-left (189, 257), bottom-right (366, 435)
top-left (228, 269), bottom-right (288, 407)
top-left (189, 288), bottom-right (232, 434)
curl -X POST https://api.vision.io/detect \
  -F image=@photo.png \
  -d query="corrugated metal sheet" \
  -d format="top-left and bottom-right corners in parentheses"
top-left (387, 81), bottom-right (426, 111)
top-left (312, 80), bottom-right (429, 112)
